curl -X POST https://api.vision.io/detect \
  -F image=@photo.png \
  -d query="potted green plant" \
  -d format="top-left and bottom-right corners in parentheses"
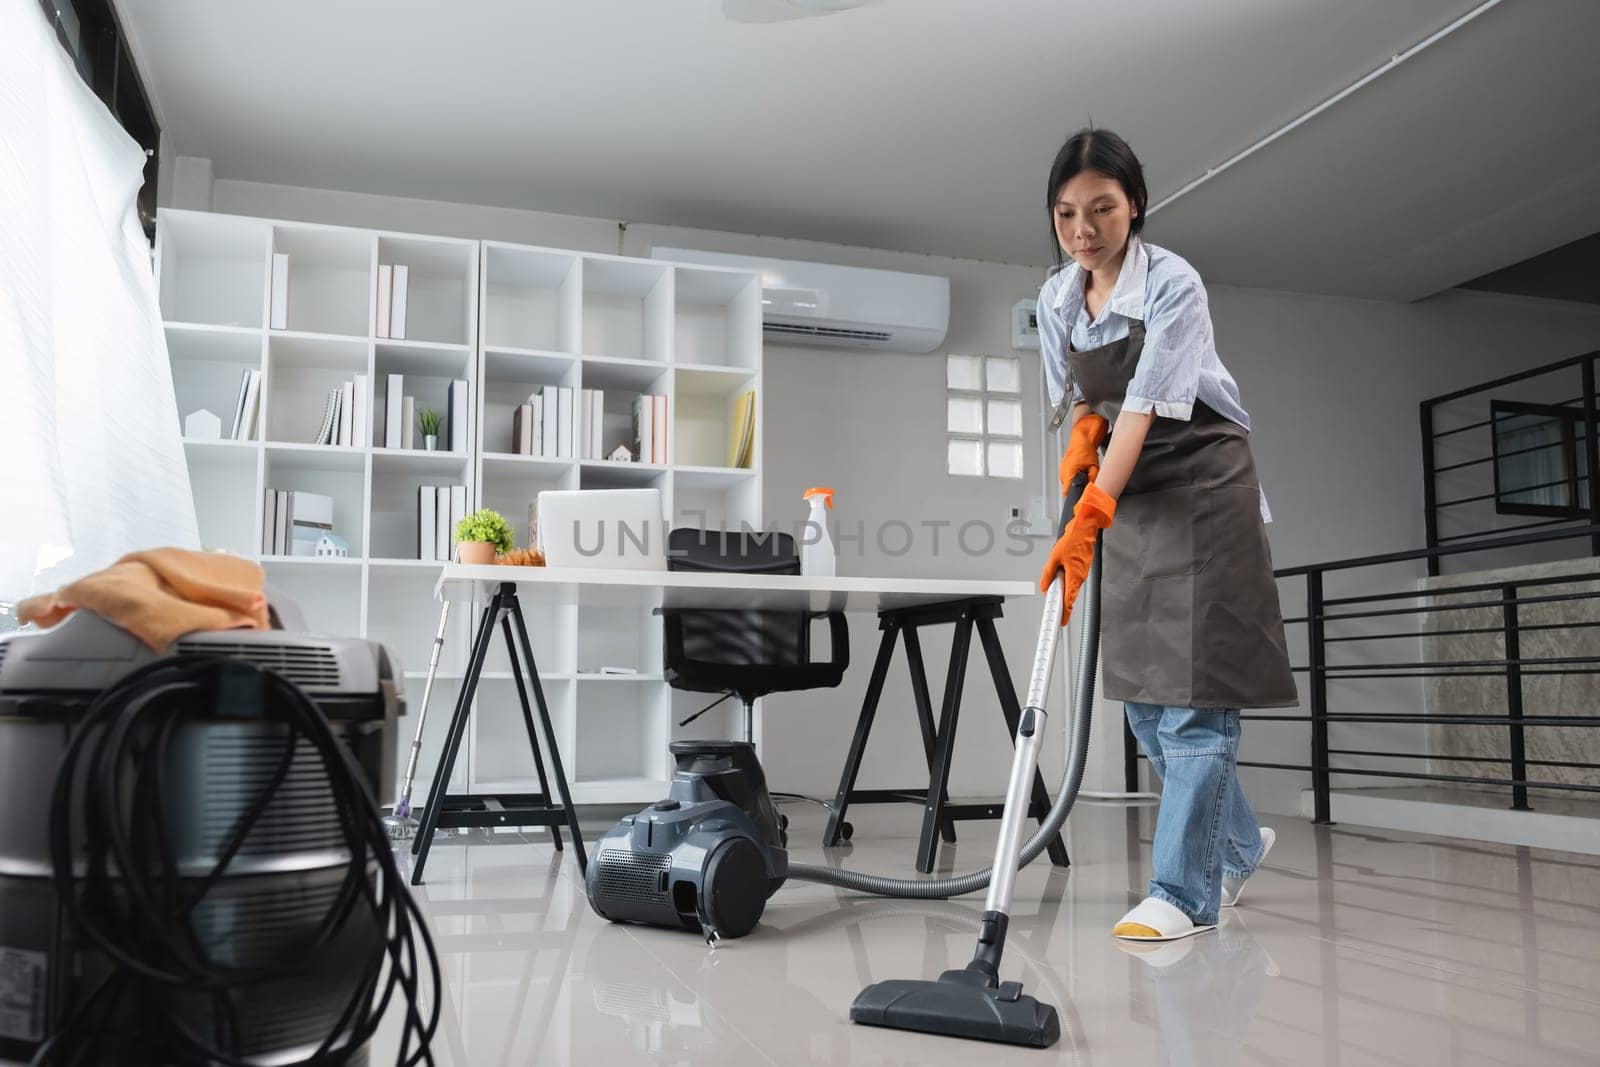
top-left (418, 408), bottom-right (441, 451)
top-left (454, 508), bottom-right (514, 565)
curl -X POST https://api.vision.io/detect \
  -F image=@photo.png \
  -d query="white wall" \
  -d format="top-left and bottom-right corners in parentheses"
top-left (210, 174), bottom-right (1600, 815)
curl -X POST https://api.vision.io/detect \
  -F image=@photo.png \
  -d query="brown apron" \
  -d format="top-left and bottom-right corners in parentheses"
top-left (1068, 324), bottom-right (1298, 709)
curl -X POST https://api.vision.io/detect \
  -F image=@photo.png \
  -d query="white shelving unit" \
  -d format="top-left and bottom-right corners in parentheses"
top-left (157, 208), bottom-right (481, 804)
top-left (473, 241), bottom-right (764, 803)
top-left (160, 212), bottom-right (764, 808)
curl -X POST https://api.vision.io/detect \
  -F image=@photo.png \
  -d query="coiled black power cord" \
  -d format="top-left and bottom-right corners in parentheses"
top-left (33, 656), bottom-right (440, 1066)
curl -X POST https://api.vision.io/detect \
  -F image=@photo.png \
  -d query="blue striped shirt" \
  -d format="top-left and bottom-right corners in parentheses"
top-left (1038, 237), bottom-right (1271, 520)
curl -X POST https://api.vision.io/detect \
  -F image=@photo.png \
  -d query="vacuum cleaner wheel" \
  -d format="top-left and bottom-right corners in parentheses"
top-left (703, 837), bottom-right (769, 938)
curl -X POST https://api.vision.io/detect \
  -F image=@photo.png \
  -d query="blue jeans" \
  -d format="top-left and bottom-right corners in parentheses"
top-left (1125, 703), bottom-right (1267, 925)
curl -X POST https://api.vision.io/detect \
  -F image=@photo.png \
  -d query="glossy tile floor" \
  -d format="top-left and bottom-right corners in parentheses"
top-left (376, 801), bottom-right (1600, 1066)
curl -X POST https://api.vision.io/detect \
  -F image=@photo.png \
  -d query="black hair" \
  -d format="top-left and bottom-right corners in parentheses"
top-left (1046, 127), bottom-right (1148, 269)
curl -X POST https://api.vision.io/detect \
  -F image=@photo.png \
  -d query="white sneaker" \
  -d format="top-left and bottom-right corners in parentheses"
top-left (1221, 827), bottom-right (1274, 908)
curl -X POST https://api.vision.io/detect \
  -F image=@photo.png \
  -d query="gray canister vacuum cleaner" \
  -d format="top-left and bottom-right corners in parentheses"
top-left (586, 477), bottom-right (1100, 1048)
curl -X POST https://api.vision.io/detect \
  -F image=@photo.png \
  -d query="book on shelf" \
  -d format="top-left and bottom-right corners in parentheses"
top-left (528, 393), bottom-right (544, 457)
top-left (384, 374), bottom-right (404, 448)
top-left (557, 387), bottom-right (574, 459)
top-left (269, 253), bottom-right (289, 331)
top-left (653, 393), bottom-right (667, 465)
top-left (338, 380), bottom-right (354, 446)
top-left (447, 379), bottom-right (468, 453)
top-left (273, 489), bottom-right (290, 556)
top-left (627, 390), bottom-right (646, 460)
top-left (434, 486), bottom-right (450, 563)
top-left (513, 403), bottom-right (533, 455)
top-left (541, 385), bottom-right (558, 458)
top-left (229, 369), bottom-right (251, 440)
top-left (233, 369), bottom-right (262, 442)
top-left (728, 389), bottom-right (756, 468)
top-left (353, 374), bottom-right (369, 449)
top-left (580, 389), bottom-right (593, 459)
top-left (417, 485), bottom-right (436, 562)
top-left (260, 489), bottom-right (276, 554)
top-left (390, 264), bottom-right (408, 340)
top-left (590, 389), bottom-right (605, 459)
top-left (287, 491), bottom-right (334, 556)
top-left (314, 387), bottom-right (340, 446)
top-left (375, 264), bottom-right (392, 339)
top-left (401, 396), bottom-right (415, 450)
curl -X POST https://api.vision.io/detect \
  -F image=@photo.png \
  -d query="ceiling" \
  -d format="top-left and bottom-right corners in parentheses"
top-left (114, 0), bottom-right (1600, 302)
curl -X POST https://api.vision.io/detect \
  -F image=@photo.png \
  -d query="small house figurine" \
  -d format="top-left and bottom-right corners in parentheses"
top-left (608, 443), bottom-right (634, 463)
top-left (313, 532), bottom-right (350, 558)
top-left (184, 408), bottom-right (222, 440)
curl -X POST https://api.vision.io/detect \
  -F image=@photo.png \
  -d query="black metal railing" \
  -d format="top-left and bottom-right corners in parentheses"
top-left (1124, 523), bottom-right (1600, 823)
top-left (1422, 351), bottom-right (1600, 576)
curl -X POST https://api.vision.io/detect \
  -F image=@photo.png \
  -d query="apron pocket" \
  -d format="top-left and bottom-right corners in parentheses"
top-left (1129, 485), bottom-right (1213, 580)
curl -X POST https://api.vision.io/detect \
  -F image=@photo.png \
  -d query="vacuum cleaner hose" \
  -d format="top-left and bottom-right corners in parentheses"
top-left (785, 540), bottom-right (1100, 900)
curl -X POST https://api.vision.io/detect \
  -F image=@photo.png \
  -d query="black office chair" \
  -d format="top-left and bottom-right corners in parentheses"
top-left (662, 528), bottom-right (849, 743)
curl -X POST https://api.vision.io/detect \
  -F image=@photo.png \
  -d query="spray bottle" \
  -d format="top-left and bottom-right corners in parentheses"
top-left (801, 486), bottom-right (836, 577)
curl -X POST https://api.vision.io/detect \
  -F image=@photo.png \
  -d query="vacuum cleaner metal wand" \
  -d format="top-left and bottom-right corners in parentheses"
top-left (848, 480), bottom-right (1089, 1047)
top-left (980, 571), bottom-right (1063, 930)
top-left (384, 600), bottom-right (451, 840)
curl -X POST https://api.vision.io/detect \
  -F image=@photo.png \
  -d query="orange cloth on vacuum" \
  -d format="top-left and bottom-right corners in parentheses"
top-left (17, 548), bottom-right (270, 652)
top-left (1039, 483), bottom-right (1117, 626)
top-left (1058, 413), bottom-right (1109, 495)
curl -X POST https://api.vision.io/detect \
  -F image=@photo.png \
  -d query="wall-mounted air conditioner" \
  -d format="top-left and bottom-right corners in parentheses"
top-left (653, 246), bottom-right (949, 354)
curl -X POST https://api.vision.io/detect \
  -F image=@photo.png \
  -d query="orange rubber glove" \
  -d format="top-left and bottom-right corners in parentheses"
top-left (1039, 482), bottom-right (1117, 626)
top-left (1058, 413), bottom-right (1109, 496)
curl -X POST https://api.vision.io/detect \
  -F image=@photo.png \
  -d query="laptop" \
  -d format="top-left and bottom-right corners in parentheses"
top-left (536, 488), bottom-right (668, 571)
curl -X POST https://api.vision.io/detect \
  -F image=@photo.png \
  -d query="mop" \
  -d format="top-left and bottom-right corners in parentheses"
top-left (384, 601), bottom-right (451, 840)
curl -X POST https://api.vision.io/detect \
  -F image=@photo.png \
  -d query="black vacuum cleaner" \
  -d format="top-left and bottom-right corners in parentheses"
top-left (585, 477), bottom-right (1099, 1048)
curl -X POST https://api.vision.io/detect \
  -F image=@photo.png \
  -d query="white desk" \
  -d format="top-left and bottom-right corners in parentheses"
top-left (435, 563), bottom-right (1035, 614)
top-left (409, 564), bottom-right (1064, 884)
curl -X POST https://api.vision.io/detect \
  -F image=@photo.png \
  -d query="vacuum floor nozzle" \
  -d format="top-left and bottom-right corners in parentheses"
top-left (850, 969), bottom-right (1060, 1048)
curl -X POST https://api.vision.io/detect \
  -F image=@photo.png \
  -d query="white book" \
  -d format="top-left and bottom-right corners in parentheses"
top-left (261, 489), bottom-right (275, 554)
top-left (384, 374), bottom-right (404, 449)
top-left (572, 388), bottom-right (583, 460)
top-left (418, 485), bottom-right (436, 562)
top-left (229, 369), bottom-right (252, 439)
top-left (654, 393), bottom-right (667, 465)
top-left (556, 387), bottom-right (574, 460)
top-left (541, 385), bottom-right (558, 459)
top-left (354, 374), bottom-right (369, 448)
top-left (274, 489), bottom-right (290, 556)
top-left (592, 389), bottom-right (605, 459)
top-left (375, 264), bottom-right (392, 339)
top-left (234, 369), bottom-right (261, 442)
top-left (390, 264), bottom-right (408, 340)
top-left (580, 389), bottom-right (592, 459)
top-left (401, 396), bottom-right (415, 450)
top-left (448, 378), bottom-right (468, 453)
top-left (435, 486), bottom-right (451, 563)
top-left (338, 380), bottom-right (354, 446)
top-left (270, 253), bottom-right (289, 330)
top-left (450, 485), bottom-right (467, 556)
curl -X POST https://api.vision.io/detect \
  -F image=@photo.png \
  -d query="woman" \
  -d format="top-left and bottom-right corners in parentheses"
top-left (1036, 128), bottom-right (1297, 942)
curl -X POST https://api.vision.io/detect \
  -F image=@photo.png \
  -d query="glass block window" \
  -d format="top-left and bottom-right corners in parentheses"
top-left (947, 354), bottom-right (1024, 478)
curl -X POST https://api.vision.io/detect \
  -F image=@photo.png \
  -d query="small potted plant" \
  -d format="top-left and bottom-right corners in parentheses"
top-left (454, 508), bottom-right (513, 565)
top-left (418, 408), bottom-right (441, 451)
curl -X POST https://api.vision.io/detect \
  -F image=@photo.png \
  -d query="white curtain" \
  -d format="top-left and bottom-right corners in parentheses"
top-left (0, 0), bottom-right (198, 600)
